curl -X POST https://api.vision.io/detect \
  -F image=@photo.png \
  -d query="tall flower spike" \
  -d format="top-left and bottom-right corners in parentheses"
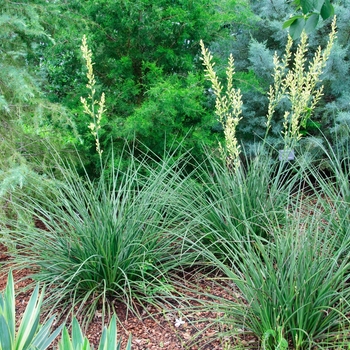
top-left (266, 16), bottom-right (336, 149)
top-left (80, 35), bottom-right (104, 157)
top-left (200, 40), bottom-right (243, 171)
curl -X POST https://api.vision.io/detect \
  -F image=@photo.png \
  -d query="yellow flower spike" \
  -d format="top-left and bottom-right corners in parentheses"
top-left (200, 40), bottom-right (243, 171)
top-left (80, 35), bottom-right (105, 158)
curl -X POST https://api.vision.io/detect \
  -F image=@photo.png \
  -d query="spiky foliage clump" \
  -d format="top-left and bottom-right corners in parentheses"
top-left (2, 147), bottom-right (199, 329)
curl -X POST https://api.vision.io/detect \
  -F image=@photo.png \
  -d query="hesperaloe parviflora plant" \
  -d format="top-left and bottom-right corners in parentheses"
top-left (215, 197), bottom-right (350, 349)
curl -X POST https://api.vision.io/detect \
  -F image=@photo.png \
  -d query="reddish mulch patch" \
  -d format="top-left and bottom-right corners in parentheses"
top-left (0, 243), bottom-right (259, 349)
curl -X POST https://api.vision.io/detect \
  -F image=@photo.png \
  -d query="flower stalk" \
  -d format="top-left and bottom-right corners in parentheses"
top-left (200, 40), bottom-right (243, 171)
top-left (267, 16), bottom-right (337, 149)
top-left (80, 35), bottom-right (105, 161)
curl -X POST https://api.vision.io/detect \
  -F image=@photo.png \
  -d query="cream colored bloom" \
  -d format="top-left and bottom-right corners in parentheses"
top-left (200, 40), bottom-right (242, 171)
top-left (80, 35), bottom-right (105, 156)
top-left (268, 17), bottom-right (337, 148)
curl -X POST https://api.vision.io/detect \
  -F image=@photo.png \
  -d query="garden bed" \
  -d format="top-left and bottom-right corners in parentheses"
top-left (0, 244), bottom-right (259, 350)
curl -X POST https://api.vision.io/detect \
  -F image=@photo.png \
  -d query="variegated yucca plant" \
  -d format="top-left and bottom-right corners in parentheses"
top-left (58, 315), bottom-right (132, 350)
top-left (0, 271), bottom-right (62, 350)
top-left (0, 272), bottom-right (132, 350)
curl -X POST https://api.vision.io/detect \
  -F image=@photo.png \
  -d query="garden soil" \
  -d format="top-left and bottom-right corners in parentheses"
top-left (0, 244), bottom-right (259, 350)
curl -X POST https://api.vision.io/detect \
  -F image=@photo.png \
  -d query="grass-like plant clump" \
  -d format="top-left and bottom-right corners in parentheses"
top-left (207, 193), bottom-right (350, 349)
top-left (187, 148), bottom-right (298, 262)
top-left (305, 134), bottom-right (350, 251)
top-left (2, 148), bottom-right (199, 328)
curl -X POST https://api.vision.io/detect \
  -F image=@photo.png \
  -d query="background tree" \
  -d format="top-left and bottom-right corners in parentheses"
top-left (0, 0), bottom-right (77, 165)
top-left (40, 0), bottom-right (255, 174)
top-left (0, 0), bottom-right (79, 204)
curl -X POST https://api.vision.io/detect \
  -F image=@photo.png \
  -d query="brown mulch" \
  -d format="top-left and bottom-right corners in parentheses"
top-left (0, 244), bottom-right (259, 350)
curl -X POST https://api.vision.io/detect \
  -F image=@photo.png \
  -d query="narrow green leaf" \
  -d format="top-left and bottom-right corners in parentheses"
top-left (3, 271), bottom-right (15, 341)
top-left (71, 317), bottom-right (85, 348)
top-left (82, 338), bottom-right (92, 350)
top-left (32, 316), bottom-right (64, 349)
top-left (15, 284), bottom-right (43, 350)
top-left (125, 335), bottom-right (132, 350)
top-left (0, 314), bottom-right (12, 350)
top-left (106, 315), bottom-right (117, 350)
top-left (59, 328), bottom-right (74, 350)
top-left (98, 327), bottom-right (107, 350)
top-left (98, 315), bottom-right (120, 350)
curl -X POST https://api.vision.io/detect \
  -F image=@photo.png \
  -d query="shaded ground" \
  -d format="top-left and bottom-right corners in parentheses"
top-left (0, 244), bottom-right (259, 349)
